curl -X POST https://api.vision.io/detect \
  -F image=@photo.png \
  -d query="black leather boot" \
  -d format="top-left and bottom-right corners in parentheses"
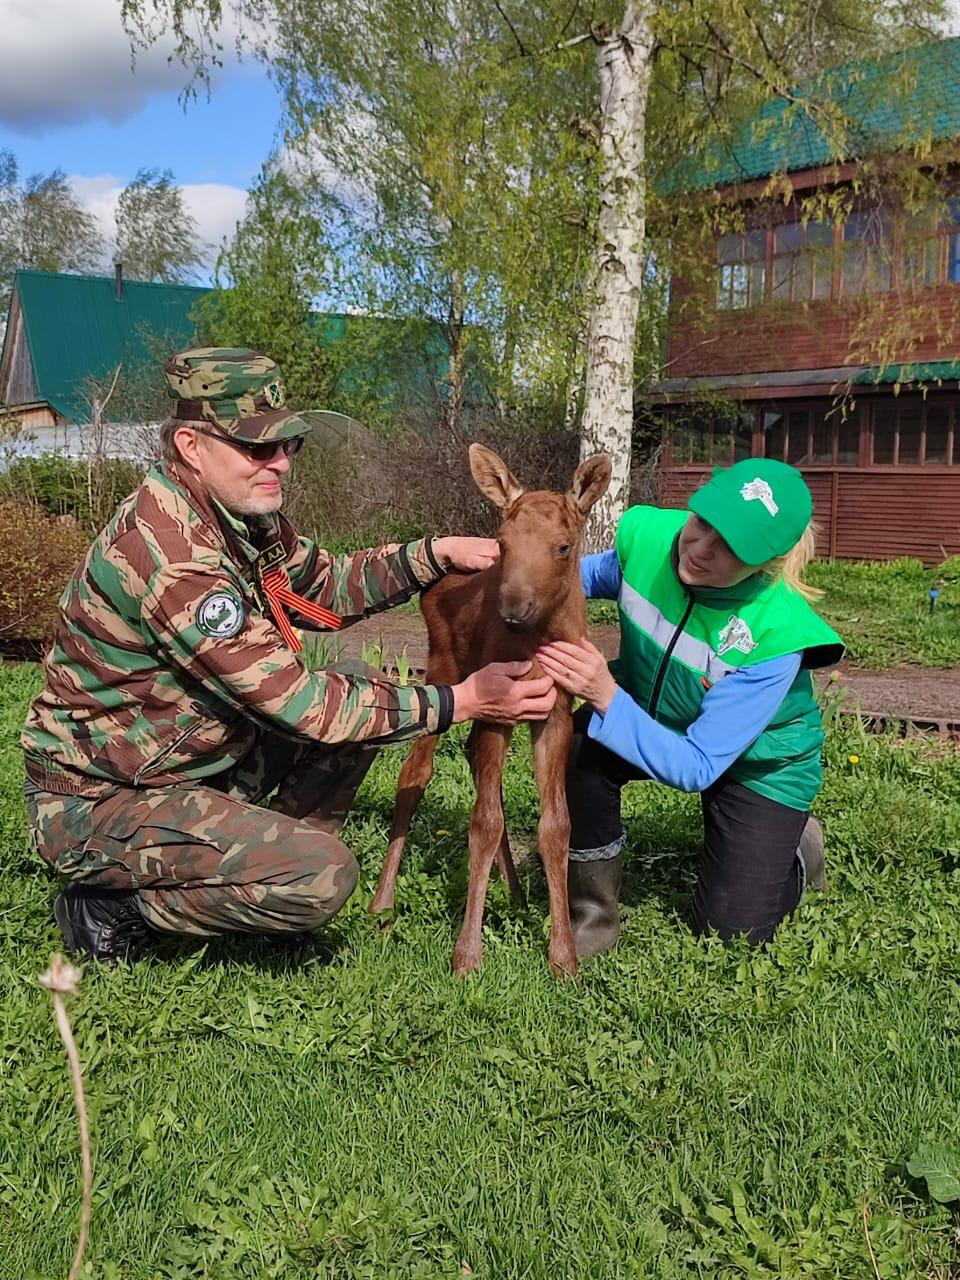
top-left (567, 856), bottom-right (622, 957)
top-left (53, 882), bottom-right (151, 964)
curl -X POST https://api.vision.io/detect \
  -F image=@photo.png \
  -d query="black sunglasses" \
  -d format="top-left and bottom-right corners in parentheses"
top-left (196, 427), bottom-right (305, 463)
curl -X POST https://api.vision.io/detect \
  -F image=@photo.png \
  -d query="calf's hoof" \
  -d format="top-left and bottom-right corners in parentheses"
top-left (368, 903), bottom-right (395, 931)
top-left (452, 938), bottom-right (482, 978)
top-left (548, 943), bottom-right (578, 980)
top-left (368, 890), bottom-right (395, 916)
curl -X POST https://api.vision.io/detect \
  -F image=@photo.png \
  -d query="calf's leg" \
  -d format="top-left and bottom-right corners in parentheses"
top-left (495, 814), bottom-right (526, 907)
top-left (452, 724), bottom-right (512, 977)
top-left (531, 709), bottom-right (577, 978)
top-left (465, 725), bottom-right (524, 906)
top-left (370, 734), bottom-right (440, 915)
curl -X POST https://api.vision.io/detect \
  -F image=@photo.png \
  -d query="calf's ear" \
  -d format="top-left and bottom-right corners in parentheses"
top-left (469, 443), bottom-right (524, 510)
top-left (570, 453), bottom-right (612, 515)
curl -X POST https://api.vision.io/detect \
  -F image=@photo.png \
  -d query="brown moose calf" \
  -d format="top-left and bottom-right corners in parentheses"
top-left (370, 444), bottom-right (611, 977)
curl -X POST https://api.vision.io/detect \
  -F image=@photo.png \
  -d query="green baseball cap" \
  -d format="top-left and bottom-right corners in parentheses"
top-left (687, 458), bottom-right (813, 565)
top-left (164, 347), bottom-right (343, 444)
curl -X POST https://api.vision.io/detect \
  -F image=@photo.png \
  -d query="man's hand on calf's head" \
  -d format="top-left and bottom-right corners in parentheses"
top-left (451, 660), bottom-right (557, 725)
top-left (432, 536), bottom-right (500, 573)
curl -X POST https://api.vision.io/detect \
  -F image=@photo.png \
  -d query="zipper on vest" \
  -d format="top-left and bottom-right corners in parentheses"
top-left (647, 592), bottom-right (694, 720)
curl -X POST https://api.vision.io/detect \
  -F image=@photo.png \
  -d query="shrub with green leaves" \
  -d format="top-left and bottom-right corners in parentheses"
top-left (0, 454), bottom-right (144, 533)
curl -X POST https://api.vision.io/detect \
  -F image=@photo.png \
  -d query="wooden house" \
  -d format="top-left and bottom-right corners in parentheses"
top-left (652, 38), bottom-right (960, 563)
top-left (0, 268), bottom-right (210, 456)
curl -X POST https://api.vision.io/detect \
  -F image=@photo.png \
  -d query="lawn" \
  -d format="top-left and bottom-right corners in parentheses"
top-left (807, 557), bottom-right (960, 670)
top-left (2, 660), bottom-right (960, 1278)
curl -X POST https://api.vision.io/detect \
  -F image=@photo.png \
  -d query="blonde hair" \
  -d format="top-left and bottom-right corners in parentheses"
top-left (760, 520), bottom-right (822, 602)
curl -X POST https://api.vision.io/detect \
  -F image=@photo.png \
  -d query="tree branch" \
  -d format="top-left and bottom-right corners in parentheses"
top-left (492, 0), bottom-right (528, 56)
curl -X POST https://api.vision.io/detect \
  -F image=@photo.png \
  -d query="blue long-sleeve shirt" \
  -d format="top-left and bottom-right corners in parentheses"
top-left (581, 550), bottom-right (801, 792)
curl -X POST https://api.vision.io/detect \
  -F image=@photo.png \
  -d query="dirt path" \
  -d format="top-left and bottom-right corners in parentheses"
top-left (335, 611), bottom-right (960, 724)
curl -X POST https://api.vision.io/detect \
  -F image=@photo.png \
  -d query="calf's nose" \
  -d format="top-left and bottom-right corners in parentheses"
top-left (499, 594), bottom-right (537, 630)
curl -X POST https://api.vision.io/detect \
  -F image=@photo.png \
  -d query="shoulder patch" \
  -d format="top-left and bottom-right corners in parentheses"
top-left (196, 590), bottom-right (245, 639)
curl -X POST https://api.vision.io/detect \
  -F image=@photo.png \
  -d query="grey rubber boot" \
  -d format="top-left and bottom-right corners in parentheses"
top-left (798, 815), bottom-right (826, 893)
top-left (567, 856), bottom-right (622, 957)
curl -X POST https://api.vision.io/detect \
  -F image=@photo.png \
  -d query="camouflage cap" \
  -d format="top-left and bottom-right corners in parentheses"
top-left (164, 347), bottom-right (329, 443)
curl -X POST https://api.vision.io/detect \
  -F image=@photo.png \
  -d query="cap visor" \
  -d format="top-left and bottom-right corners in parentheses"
top-left (295, 410), bottom-right (371, 452)
top-left (230, 408), bottom-right (371, 447)
top-left (687, 486), bottom-right (774, 565)
top-left (229, 409), bottom-right (311, 443)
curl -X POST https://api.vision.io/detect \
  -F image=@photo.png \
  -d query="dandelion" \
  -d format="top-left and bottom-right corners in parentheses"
top-left (848, 754), bottom-right (860, 765)
top-left (436, 829), bottom-right (450, 837)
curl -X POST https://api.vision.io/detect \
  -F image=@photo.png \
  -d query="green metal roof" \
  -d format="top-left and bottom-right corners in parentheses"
top-left (6, 270), bottom-right (209, 423)
top-left (854, 360), bottom-right (960, 385)
top-left (672, 37), bottom-right (960, 192)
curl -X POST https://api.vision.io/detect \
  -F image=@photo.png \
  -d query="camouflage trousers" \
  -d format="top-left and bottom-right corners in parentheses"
top-left (27, 728), bottom-right (378, 938)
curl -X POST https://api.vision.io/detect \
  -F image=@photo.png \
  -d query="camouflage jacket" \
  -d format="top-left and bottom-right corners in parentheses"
top-left (23, 463), bottom-right (453, 795)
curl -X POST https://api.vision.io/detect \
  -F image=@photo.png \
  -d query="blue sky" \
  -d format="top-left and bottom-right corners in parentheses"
top-left (2, 71), bottom-right (282, 192)
top-left (0, 0), bottom-right (286, 276)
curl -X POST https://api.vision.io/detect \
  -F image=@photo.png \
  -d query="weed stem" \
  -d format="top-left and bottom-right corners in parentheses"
top-left (39, 954), bottom-right (91, 1280)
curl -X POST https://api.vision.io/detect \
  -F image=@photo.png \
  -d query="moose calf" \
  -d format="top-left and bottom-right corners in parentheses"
top-left (370, 444), bottom-right (611, 977)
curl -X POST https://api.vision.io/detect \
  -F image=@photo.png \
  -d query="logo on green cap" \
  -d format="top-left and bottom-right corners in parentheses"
top-left (739, 477), bottom-right (779, 517)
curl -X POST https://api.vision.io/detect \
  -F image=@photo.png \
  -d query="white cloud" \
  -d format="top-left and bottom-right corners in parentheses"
top-left (0, 0), bottom-right (248, 131)
top-left (69, 172), bottom-right (249, 276)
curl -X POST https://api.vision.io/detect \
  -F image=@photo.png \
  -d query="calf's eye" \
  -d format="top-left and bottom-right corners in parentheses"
top-left (556, 543), bottom-right (571, 557)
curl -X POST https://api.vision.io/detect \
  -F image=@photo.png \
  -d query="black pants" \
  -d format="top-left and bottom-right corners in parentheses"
top-left (566, 706), bottom-right (809, 944)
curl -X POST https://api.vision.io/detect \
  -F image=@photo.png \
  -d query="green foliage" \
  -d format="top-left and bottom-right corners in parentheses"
top-left (0, 455), bottom-right (145, 533)
top-left (0, 502), bottom-right (88, 641)
top-left (3, 661), bottom-right (960, 1275)
top-left (122, 0), bottom-right (951, 435)
top-left (115, 167), bottom-right (203, 284)
top-left (810, 556), bottom-right (960, 668)
top-left (298, 634), bottom-right (339, 672)
top-left (195, 167), bottom-right (339, 412)
top-left (907, 1144), bottom-right (960, 1203)
top-left (0, 149), bottom-right (104, 317)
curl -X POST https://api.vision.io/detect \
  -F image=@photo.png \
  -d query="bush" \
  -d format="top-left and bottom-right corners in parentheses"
top-left (284, 412), bottom-right (661, 547)
top-left (0, 501), bottom-right (88, 645)
top-left (0, 454), bottom-right (145, 533)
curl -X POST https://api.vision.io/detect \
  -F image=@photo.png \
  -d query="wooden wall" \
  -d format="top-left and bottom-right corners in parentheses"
top-left (0, 308), bottom-right (39, 406)
top-left (667, 285), bottom-right (960, 380)
top-left (660, 466), bottom-right (960, 564)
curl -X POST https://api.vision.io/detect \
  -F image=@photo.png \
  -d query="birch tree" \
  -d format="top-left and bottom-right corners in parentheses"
top-left (577, 7), bottom-right (656, 545)
top-left (0, 152), bottom-right (104, 321)
top-left (115, 167), bottom-right (204, 282)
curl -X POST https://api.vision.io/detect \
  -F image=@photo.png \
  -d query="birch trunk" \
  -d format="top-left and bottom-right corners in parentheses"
top-left (445, 269), bottom-right (466, 436)
top-left (579, 4), bottom-right (656, 550)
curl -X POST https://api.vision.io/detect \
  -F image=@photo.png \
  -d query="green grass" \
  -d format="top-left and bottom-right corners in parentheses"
top-left (3, 663), bottom-right (960, 1277)
top-left (793, 557), bottom-right (960, 670)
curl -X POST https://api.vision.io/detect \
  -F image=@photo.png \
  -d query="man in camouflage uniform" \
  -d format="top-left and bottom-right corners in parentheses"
top-left (22, 348), bottom-right (556, 963)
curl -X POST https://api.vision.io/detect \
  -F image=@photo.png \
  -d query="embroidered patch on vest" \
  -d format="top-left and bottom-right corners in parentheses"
top-left (717, 614), bottom-right (757, 656)
top-left (740, 476), bottom-right (779, 516)
top-left (196, 590), bottom-right (244, 639)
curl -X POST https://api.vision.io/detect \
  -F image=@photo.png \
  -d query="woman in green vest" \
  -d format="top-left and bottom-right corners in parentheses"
top-left (537, 458), bottom-right (844, 956)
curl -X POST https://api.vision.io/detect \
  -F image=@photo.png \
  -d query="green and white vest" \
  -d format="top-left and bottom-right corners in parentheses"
top-left (614, 506), bottom-right (844, 810)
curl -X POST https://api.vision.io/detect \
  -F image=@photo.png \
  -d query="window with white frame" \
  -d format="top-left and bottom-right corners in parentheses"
top-left (716, 230), bottom-right (766, 310)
